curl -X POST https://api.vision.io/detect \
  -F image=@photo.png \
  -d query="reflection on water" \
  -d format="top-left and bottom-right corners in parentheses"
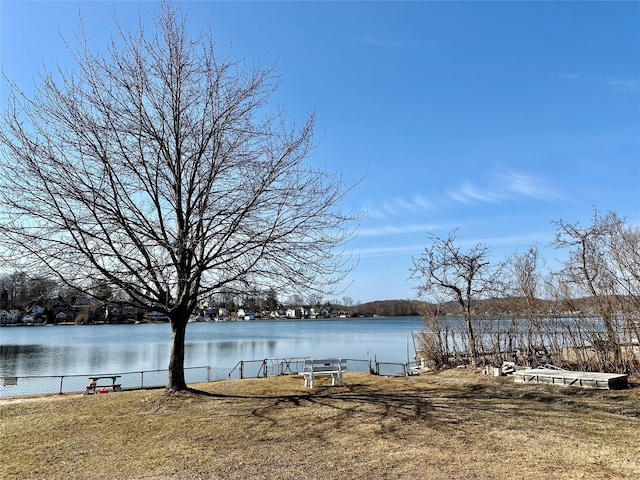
top-left (1, 344), bottom-right (46, 374)
top-left (0, 317), bottom-right (423, 376)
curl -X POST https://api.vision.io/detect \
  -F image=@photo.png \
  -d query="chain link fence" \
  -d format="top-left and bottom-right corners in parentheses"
top-left (375, 361), bottom-right (418, 376)
top-left (226, 358), bottom-right (374, 379)
top-left (1, 357), bottom-right (415, 398)
top-left (1, 366), bottom-right (210, 398)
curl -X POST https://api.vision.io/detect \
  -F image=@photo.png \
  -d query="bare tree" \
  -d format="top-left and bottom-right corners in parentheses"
top-left (0, 2), bottom-right (357, 391)
top-left (606, 216), bottom-right (640, 312)
top-left (553, 210), bottom-right (640, 371)
top-left (504, 246), bottom-right (542, 314)
top-left (552, 210), bottom-right (625, 367)
top-left (607, 220), bottom-right (640, 370)
top-left (502, 246), bottom-right (550, 365)
top-left (0, 271), bottom-right (59, 310)
top-left (410, 229), bottom-right (503, 366)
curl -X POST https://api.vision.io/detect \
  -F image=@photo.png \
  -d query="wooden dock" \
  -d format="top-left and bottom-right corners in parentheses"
top-left (513, 368), bottom-right (628, 390)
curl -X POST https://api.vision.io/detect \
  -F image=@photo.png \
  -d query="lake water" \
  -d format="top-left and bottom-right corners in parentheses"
top-left (0, 317), bottom-right (424, 377)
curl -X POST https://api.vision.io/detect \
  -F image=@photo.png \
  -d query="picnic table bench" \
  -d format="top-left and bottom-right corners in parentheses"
top-left (84, 375), bottom-right (122, 395)
top-left (300, 358), bottom-right (347, 388)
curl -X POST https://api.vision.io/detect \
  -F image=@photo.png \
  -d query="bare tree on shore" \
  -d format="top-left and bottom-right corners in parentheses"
top-left (411, 230), bottom-right (503, 367)
top-left (552, 210), bottom-right (640, 371)
top-left (552, 210), bottom-right (624, 366)
top-left (412, 211), bottom-right (639, 374)
top-left (501, 246), bottom-right (549, 365)
top-left (0, 2), bottom-right (358, 392)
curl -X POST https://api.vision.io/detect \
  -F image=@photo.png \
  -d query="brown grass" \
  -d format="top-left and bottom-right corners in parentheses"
top-left (1, 370), bottom-right (639, 479)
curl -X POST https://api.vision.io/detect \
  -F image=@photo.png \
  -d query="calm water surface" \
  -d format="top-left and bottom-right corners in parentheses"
top-left (0, 317), bottom-right (423, 376)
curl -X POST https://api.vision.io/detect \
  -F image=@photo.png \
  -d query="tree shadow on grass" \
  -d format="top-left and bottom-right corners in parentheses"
top-left (183, 373), bottom-right (640, 437)
top-left (183, 381), bottom-right (504, 431)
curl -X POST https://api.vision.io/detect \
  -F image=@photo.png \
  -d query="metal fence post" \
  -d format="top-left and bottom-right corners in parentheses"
top-left (59, 376), bottom-right (64, 395)
top-left (141, 371), bottom-right (144, 389)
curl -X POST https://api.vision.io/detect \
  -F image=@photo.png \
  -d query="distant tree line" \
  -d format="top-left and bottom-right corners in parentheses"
top-left (346, 300), bottom-right (425, 317)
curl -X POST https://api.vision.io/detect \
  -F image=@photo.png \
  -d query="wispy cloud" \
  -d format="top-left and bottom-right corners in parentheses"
top-left (464, 233), bottom-right (553, 249)
top-left (367, 195), bottom-right (435, 219)
top-left (448, 182), bottom-right (504, 204)
top-left (358, 223), bottom-right (442, 237)
top-left (351, 36), bottom-right (404, 48)
top-left (448, 172), bottom-right (561, 205)
top-left (498, 172), bottom-right (559, 199)
top-left (349, 244), bottom-right (425, 258)
top-left (350, 233), bottom-right (553, 259)
top-left (559, 72), bottom-right (638, 92)
top-left (607, 78), bottom-right (638, 91)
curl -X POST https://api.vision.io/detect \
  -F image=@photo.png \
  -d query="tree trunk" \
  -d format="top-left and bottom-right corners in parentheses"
top-left (167, 318), bottom-right (188, 392)
top-left (465, 313), bottom-right (478, 367)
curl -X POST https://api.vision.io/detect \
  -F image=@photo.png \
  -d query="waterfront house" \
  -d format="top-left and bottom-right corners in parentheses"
top-left (56, 311), bottom-right (72, 322)
top-left (0, 310), bottom-right (23, 325)
top-left (236, 308), bottom-right (255, 320)
top-left (30, 305), bottom-right (46, 316)
top-left (46, 296), bottom-right (68, 309)
top-left (310, 307), bottom-right (331, 318)
top-left (148, 311), bottom-right (169, 322)
top-left (73, 297), bottom-right (91, 307)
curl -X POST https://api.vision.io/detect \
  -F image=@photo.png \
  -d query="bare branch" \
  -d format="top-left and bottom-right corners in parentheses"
top-left (0, 1), bottom-right (360, 391)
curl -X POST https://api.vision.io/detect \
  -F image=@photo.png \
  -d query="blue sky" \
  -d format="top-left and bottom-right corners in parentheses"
top-left (2, 1), bottom-right (639, 304)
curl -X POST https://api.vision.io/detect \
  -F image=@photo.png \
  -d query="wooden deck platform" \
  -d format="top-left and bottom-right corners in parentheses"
top-left (513, 368), bottom-right (628, 390)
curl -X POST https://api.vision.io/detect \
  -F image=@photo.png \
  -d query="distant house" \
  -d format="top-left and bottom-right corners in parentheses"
top-left (46, 296), bottom-right (68, 309)
top-left (73, 297), bottom-right (91, 308)
top-left (148, 311), bottom-right (169, 322)
top-left (310, 307), bottom-right (331, 318)
top-left (104, 305), bottom-right (123, 322)
top-left (286, 307), bottom-right (312, 319)
top-left (236, 308), bottom-right (255, 320)
top-left (31, 305), bottom-right (46, 315)
top-left (56, 311), bottom-right (72, 322)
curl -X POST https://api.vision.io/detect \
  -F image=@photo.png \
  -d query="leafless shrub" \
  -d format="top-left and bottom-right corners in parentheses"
top-left (414, 211), bottom-right (639, 375)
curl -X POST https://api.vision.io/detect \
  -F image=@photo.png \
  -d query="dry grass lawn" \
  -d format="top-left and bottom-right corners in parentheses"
top-left (1, 369), bottom-right (639, 479)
